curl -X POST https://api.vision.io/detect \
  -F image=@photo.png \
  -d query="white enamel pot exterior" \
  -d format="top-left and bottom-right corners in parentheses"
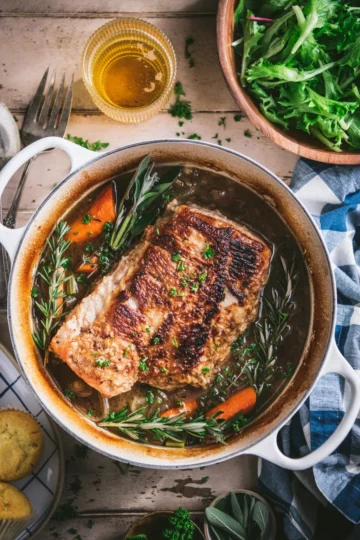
top-left (0, 137), bottom-right (359, 470)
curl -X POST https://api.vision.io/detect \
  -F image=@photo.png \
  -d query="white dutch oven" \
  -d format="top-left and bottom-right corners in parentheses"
top-left (0, 137), bottom-right (359, 470)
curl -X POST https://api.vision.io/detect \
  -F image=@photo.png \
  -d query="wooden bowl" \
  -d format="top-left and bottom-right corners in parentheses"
top-left (217, 0), bottom-right (360, 165)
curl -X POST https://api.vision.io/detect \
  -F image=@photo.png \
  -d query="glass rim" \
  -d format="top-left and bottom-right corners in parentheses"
top-left (81, 17), bottom-right (177, 117)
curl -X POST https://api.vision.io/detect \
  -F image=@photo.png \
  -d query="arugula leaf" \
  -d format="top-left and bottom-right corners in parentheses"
top-left (234, 0), bottom-right (360, 152)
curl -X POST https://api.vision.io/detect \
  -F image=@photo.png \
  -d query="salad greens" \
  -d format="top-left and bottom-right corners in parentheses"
top-left (233, 0), bottom-right (360, 151)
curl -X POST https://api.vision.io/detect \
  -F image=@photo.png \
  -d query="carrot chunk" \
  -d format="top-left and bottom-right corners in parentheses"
top-left (67, 184), bottom-right (115, 244)
top-left (77, 255), bottom-right (99, 273)
top-left (161, 399), bottom-right (199, 418)
top-left (205, 387), bottom-right (256, 421)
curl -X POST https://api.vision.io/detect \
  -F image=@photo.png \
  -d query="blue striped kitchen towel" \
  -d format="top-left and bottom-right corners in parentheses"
top-left (258, 159), bottom-right (360, 540)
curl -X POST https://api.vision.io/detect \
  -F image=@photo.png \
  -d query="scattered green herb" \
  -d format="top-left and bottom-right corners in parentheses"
top-left (139, 357), bottom-right (149, 371)
top-left (185, 37), bottom-right (195, 68)
top-left (66, 134), bottom-right (109, 151)
top-left (218, 116), bottom-right (227, 128)
top-left (244, 129), bottom-right (252, 138)
top-left (169, 82), bottom-right (193, 120)
top-left (31, 286), bottom-right (39, 298)
top-left (188, 133), bottom-right (201, 140)
top-left (234, 114), bottom-right (243, 122)
top-left (95, 359), bottom-right (111, 368)
top-left (82, 214), bottom-right (92, 224)
top-left (203, 243), bottom-right (215, 259)
top-left (146, 390), bottom-right (155, 404)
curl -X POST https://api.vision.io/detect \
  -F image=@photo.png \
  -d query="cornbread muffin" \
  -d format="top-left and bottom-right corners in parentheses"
top-left (0, 410), bottom-right (44, 481)
top-left (0, 482), bottom-right (32, 520)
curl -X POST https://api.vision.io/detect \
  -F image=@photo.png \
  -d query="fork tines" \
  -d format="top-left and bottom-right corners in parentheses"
top-left (22, 68), bottom-right (73, 144)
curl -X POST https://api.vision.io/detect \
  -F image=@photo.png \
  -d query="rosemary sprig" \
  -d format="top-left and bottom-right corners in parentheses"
top-left (32, 222), bottom-right (72, 362)
top-left (100, 406), bottom-right (225, 445)
top-left (200, 256), bottom-right (296, 412)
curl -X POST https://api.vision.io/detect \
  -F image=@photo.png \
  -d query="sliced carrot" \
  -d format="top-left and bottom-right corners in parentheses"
top-left (77, 255), bottom-right (99, 273)
top-left (161, 399), bottom-right (199, 418)
top-left (205, 387), bottom-right (256, 421)
top-left (67, 184), bottom-right (116, 244)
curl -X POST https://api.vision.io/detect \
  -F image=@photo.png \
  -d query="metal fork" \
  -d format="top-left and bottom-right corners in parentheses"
top-left (0, 68), bottom-right (73, 308)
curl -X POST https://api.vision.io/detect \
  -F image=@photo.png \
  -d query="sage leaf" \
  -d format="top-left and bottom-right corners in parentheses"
top-left (210, 525), bottom-right (227, 540)
top-left (206, 507), bottom-right (246, 539)
top-left (252, 501), bottom-right (269, 535)
top-left (230, 492), bottom-right (244, 524)
top-left (243, 494), bottom-right (249, 531)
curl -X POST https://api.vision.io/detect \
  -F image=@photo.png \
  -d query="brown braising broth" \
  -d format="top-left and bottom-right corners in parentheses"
top-left (33, 165), bottom-right (311, 445)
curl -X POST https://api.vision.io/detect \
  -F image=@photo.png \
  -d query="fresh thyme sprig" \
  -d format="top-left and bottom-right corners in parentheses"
top-left (243, 256), bottom-right (295, 395)
top-left (100, 406), bottom-right (225, 445)
top-left (32, 222), bottom-right (72, 362)
top-left (200, 256), bottom-right (296, 412)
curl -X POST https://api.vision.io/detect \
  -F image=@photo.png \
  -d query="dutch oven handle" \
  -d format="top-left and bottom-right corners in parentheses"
top-left (244, 339), bottom-right (360, 470)
top-left (0, 136), bottom-right (96, 262)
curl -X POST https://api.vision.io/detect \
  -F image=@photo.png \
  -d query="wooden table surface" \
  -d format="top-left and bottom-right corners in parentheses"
top-left (0, 2), bottom-right (298, 538)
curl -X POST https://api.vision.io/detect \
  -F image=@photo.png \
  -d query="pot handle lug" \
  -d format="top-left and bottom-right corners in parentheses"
top-left (245, 340), bottom-right (360, 470)
top-left (0, 136), bottom-right (96, 263)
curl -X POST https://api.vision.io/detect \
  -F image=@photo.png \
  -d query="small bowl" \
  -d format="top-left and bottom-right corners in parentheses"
top-left (204, 489), bottom-right (276, 540)
top-left (123, 511), bottom-right (205, 540)
top-left (217, 0), bottom-right (360, 164)
top-left (82, 18), bottom-right (177, 123)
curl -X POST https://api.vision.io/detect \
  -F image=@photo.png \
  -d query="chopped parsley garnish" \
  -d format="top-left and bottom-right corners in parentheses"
top-left (281, 362), bottom-right (294, 379)
top-left (185, 37), bottom-right (195, 68)
top-left (146, 390), bottom-right (155, 404)
top-left (178, 121), bottom-right (184, 127)
top-left (218, 116), bottom-right (227, 129)
top-left (172, 251), bottom-right (181, 262)
top-left (87, 409), bottom-right (95, 417)
top-left (76, 273), bottom-right (88, 285)
top-left (244, 129), bottom-right (252, 138)
top-left (161, 367), bottom-right (168, 373)
top-left (212, 133), bottom-right (219, 139)
top-left (139, 357), bottom-right (149, 371)
top-left (203, 243), bottom-right (215, 259)
top-left (31, 286), bottom-right (39, 298)
top-left (215, 343), bottom-right (221, 350)
top-left (191, 282), bottom-right (199, 293)
top-left (177, 261), bottom-right (187, 272)
top-left (95, 359), bottom-right (111, 367)
top-left (188, 133), bottom-right (201, 140)
top-left (64, 388), bottom-right (76, 400)
top-left (225, 138), bottom-right (231, 143)
top-left (181, 277), bottom-right (191, 287)
top-left (198, 271), bottom-right (207, 283)
top-left (153, 337), bottom-right (161, 345)
top-left (82, 214), bottom-right (92, 224)
top-left (217, 139), bottom-right (222, 146)
top-left (202, 367), bottom-right (211, 374)
top-left (145, 327), bottom-right (151, 333)
top-left (66, 134), bottom-right (109, 152)
top-left (172, 337), bottom-right (179, 348)
top-left (169, 82), bottom-right (192, 121)
top-left (123, 344), bottom-right (132, 358)
top-left (234, 114), bottom-right (242, 122)
top-left (169, 288), bottom-right (177, 297)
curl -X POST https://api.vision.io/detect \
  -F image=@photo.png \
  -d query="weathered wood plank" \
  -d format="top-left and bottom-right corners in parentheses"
top-left (58, 430), bottom-right (258, 513)
top-left (0, 0), bottom-right (218, 15)
top-left (1, 113), bottom-right (296, 221)
top-left (0, 16), bottom-right (235, 112)
top-left (44, 513), bottom-right (203, 540)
